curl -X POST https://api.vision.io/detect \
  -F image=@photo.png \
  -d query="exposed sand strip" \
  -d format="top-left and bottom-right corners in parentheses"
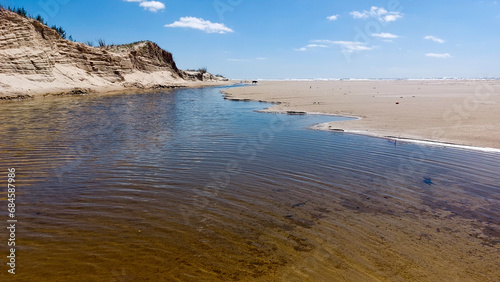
top-left (223, 80), bottom-right (500, 149)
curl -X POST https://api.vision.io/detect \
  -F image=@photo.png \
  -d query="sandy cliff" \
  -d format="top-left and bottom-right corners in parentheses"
top-left (0, 8), bottom-right (226, 99)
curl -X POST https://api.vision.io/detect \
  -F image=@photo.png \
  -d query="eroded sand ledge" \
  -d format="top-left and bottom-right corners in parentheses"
top-left (0, 8), bottom-right (232, 100)
top-left (223, 80), bottom-right (500, 150)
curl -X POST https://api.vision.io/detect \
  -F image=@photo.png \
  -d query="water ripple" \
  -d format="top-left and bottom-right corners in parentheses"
top-left (0, 87), bottom-right (499, 281)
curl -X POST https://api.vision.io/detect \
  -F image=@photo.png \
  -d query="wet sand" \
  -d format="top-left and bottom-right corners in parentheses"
top-left (222, 80), bottom-right (500, 149)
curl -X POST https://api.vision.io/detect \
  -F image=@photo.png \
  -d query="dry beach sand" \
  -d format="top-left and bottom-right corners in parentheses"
top-left (223, 80), bottom-right (500, 149)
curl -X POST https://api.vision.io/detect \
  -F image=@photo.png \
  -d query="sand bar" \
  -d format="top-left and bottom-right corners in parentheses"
top-left (223, 80), bottom-right (500, 149)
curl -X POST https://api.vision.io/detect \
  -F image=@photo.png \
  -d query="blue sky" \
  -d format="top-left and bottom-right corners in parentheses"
top-left (2, 0), bottom-right (500, 79)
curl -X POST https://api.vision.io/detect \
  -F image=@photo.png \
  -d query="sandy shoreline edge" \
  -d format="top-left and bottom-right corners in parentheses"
top-left (222, 80), bottom-right (500, 151)
top-left (309, 117), bottom-right (500, 153)
top-left (316, 127), bottom-right (500, 153)
top-left (0, 79), bottom-right (234, 102)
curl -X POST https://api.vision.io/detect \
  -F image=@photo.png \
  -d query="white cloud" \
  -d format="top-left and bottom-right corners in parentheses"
top-left (165, 17), bottom-right (234, 34)
top-left (309, 40), bottom-right (376, 53)
top-left (424, 35), bottom-right (445, 43)
top-left (139, 1), bottom-right (165, 12)
top-left (308, 44), bottom-right (329, 48)
top-left (383, 14), bottom-right (402, 22)
top-left (425, 53), bottom-right (451, 58)
top-left (372, 32), bottom-right (399, 39)
top-left (294, 44), bottom-right (329, 52)
top-left (350, 6), bottom-right (403, 22)
top-left (311, 40), bottom-right (334, 44)
top-left (334, 41), bottom-right (375, 52)
top-left (327, 14), bottom-right (339, 21)
top-left (123, 0), bottom-right (165, 12)
top-left (255, 57), bottom-right (267, 60)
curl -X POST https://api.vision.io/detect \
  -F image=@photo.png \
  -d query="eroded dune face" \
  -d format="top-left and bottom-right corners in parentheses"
top-left (0, 8), bottom-right (223, 96)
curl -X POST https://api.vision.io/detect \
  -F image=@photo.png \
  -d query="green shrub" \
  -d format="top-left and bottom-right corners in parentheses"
top-left (15, 7), bottom-right (28, 17)
top-left (51, 25), bottom-right (67, 39)
top-left (3, 5), bottom-right (73, 41)
top-left (97, 38), bottom-right (106, 48)
top-left (35, 15), bottom-right (46, 25)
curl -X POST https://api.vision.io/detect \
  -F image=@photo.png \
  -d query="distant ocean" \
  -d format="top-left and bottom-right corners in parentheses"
top-left (232, 77), bottom-right (500, 81)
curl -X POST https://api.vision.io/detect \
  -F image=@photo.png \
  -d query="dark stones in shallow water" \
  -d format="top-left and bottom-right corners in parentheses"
top-left (329, 128), bottom-right (345, 132)
top-left (424, 177), bottom-right (433, 185)
top-left (68, 88), bottom-right (88, 95)
top-left (286, 111), bottom-right (306, 115)
top-left (43, 88), bottom-right (93, 97)
top-left (149, 84), bottom-right (185, 89)
top-left (0, 94), bottom-right (34, 101)
top-left (224, 98), bottom-right (252, 102)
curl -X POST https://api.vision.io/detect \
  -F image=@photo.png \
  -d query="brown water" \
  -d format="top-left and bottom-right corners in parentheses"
top-left (0, 86), bottom-right (499, 281)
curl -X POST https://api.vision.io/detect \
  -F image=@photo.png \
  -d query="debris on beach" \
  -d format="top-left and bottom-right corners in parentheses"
top-left (292, 201), bottom-right (308, 208)
top-left (424, 177), bottom-right (433, 185)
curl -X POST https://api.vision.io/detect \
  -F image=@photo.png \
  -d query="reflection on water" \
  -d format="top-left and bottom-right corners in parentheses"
top-left (0, 86), bottom-right (499, 281)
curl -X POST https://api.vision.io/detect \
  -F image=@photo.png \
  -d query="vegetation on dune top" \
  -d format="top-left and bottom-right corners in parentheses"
top-left (0, 5), bottom-right (70, 40)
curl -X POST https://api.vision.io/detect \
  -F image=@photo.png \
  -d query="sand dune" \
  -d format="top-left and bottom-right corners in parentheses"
top-left (0, 8), bottom-right (228, 99)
